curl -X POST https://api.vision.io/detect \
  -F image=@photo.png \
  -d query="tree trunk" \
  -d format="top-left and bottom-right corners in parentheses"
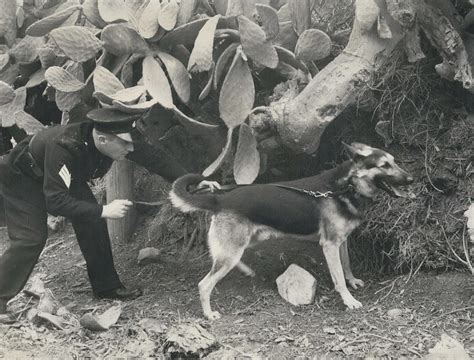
top-left (106, 160), bottom-right (136, 243)
top-left (265, 0), bottom-right (473, 154)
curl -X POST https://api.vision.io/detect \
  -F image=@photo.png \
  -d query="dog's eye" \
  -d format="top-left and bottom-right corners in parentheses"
top-left (381, 162), bottom-right (391, 169)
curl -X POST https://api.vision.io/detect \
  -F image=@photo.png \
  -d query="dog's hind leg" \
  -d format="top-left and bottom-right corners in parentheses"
top-left (321, 239), bottom-right (362, 309)
top-left (199, 215), bottom-right (250, 320)
top-left (236, 261), bottom-right (255, 277)
top-left (199, 253), bottom-right (244, 320)
top-left (340, 240), bottom-right (364, 289)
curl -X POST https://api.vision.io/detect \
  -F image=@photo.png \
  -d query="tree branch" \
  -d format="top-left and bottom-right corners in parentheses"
top-left (273, 0), bottom-right (408, 153)
top-left (417, 0), bottom-right (473, 88)
top-left (264, 0), bottom-right (471, 154)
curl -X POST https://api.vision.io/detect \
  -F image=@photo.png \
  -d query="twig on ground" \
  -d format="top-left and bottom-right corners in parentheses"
top-left (14, 297), bottom-right (34, 320)
top-left (461, 225), bottom-right (474, 275)
top-left (222, 344), bottom-right (254, 357)
top-left (415, 305), bottom-right (474, 326)
top-left (102, 346), bottom-right (112, 358)
top-left (183, 220), bottom-right (189, 247)
top-left (233, 298), bottom-right (262, 316)
top-left (342, 332), bottom-right (404, 350)
top-left (434, 306), bottom-right (474, 320)
top-left (441, 224), bottom-right (470, 269)
top-left (405, 257), bottom-right (426, 283)
top-left (42, 240), bottom-right (64, 255)
top-left (423, 134), bottom-right (443, 193)
top-left (374, 283), bottom-right (391, 295)
top-left (374, 277), bottom-right (400, 304)
top-left (465, 322), bottom-right (474, 332)
top-left (407, 347), bottom-right (422, 357)
top-left (342, 337), bottom-right (369, 347)
top-left (360, 333), bottom-right (405, 343)
top-left (183, 228), bottom-right (198, 254)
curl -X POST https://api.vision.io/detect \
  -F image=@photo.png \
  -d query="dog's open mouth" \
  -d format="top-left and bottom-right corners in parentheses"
top-left (376, 179), bottom-right (416, 199)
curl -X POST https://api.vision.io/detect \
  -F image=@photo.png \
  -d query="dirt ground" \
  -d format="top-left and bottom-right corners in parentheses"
top-left (0, 218), bottom-right (472, 359)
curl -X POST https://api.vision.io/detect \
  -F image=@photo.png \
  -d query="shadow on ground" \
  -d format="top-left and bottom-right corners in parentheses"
top-left (0, 223), bottom-right (472, 358)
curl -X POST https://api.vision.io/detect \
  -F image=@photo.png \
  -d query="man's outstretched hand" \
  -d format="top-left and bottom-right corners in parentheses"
top-left (102, 181), bottom-right (220, 218)
top-left (102, 199), bottom-right (133, 219)
top-left (197, 180), bottom-right (221, 192)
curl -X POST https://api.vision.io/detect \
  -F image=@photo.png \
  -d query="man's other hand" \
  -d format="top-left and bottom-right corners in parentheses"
top-left (101, 199), bottom-right (133, 219)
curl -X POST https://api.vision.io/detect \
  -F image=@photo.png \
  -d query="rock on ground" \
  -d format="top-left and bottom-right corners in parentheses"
top-left (276, 264), bottom-right (317, 306)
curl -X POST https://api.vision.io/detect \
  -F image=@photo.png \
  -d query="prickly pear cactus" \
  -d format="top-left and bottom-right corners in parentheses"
top-left (0, 0), bottom-right (17, 47)
top-left (0, 0), bottom-right (333, 184)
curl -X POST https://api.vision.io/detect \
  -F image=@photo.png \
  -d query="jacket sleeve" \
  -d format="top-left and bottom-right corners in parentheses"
top-left (126, 139), bottom-right (188, 182)
top-left (42, 142), bottom-right (103, 220)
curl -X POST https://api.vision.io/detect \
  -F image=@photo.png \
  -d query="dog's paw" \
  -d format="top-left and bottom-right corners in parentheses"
top-left (344, 297), bottom-right (363, 309)
top-left (237, 262), bottom-right (256, 278)
top-left (205, 310), bottom-right (222, 320)
top-left (347, 278), bottom-right (365, 289)
top-left (243, 269), bottom-right (256, 278)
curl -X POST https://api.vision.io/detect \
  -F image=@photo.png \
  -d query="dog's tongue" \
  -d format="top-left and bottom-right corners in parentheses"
top-left (392, 186), bottom-right (416, 199)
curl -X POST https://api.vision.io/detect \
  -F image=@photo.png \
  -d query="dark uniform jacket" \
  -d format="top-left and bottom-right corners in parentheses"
top-left (13, 121), bottom-right (186, 220)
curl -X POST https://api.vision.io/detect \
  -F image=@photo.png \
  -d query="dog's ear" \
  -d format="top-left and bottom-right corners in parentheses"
top-left (343, 142), bottom-right (373, 159)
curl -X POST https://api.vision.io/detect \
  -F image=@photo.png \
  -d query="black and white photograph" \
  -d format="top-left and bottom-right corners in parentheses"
top-left (0, 0), bottom-right (472, 358)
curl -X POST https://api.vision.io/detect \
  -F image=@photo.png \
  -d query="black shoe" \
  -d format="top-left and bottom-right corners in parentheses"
top-left (96, 286), bottom-right (143, 300)
top-left (0, 314), bottom-right (15, 324)
top-left (0, 300), bottom-right (15, 324)
top-left (0, 300), bottom-right (6, 314)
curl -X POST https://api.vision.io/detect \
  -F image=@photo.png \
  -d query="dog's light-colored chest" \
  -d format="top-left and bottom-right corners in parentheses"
top-left (318, 200), bottom-right (361, 244)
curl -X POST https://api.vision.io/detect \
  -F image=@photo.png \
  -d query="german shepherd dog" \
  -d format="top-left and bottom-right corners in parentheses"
top-left (170, 143), bottom-right (414, 320)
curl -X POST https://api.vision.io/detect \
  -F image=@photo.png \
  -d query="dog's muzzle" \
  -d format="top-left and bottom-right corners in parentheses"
top-left (375, 174), bottom-right (415, 199)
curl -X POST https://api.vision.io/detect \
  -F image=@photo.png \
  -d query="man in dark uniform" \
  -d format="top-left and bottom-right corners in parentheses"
top-left (0, 111), bottom-right (218, 323)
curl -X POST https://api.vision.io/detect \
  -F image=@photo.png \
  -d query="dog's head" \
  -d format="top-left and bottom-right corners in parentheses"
top-left (343, 142), bottom-right (415, 199)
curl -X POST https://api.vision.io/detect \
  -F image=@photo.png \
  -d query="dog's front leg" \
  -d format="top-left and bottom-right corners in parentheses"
top-left (321, 241), bottom-right (362, 309)
top-left (340, 240), bottom-right (364, 289)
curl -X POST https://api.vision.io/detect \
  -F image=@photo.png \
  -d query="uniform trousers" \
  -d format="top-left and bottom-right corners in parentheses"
top-left (0, 155), bottom-right (122, 302)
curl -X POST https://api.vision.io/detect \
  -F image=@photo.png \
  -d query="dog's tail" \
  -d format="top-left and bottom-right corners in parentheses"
top-left (169, 174), bottom-right (219, 213)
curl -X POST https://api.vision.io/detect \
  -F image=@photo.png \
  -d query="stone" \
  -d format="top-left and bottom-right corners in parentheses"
top-left (323, 326), bottom-right (336, 334)
top-left (138, 318), bottom-right (167, 334)
top-left (47, 215), bottom-right (66, 232)
top-left (425, 333), bottom-right (469, 360)
top-left (276, 264), bottom-right (317, 306)
top-left (387, 308), bottom-right (403, 318)
top-left (80, 305), bottom-right (122, 331)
